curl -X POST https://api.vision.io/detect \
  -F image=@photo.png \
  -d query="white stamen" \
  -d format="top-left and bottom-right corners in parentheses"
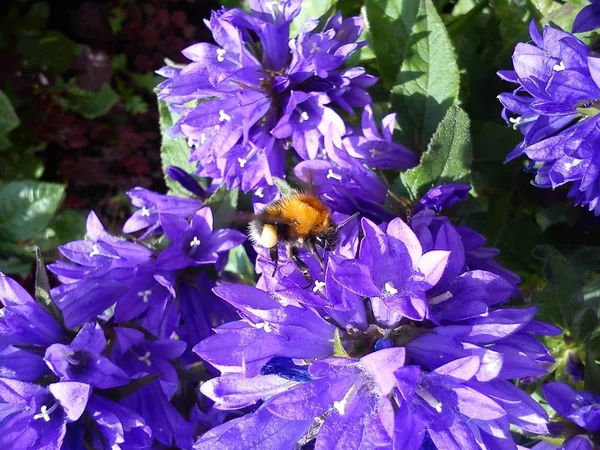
top-left (137, 290), bottom-right (152, 303)
top-left (140, 207), bottom-right (151, 217)
top-left (509, 116), bottom-right (522, 130)
top-left (299, 111), bottom-right (309, 123)
top-left (218, 110), bottom-right (231, 122)
top-left (553, 61), bottom-right (565, 71)
top-left (384, 282), bottom-right (398, 295)
top-left (326, 169), bottom-right (342, 181)
top-left (429, 291), bottom-right (453, 305)
top-left (138, 351), bottom-right (152, 367)
top-left (255, 321), bottom-right (273, 333)
top-left (216, 48), bottom-right (226, 62)
top-left (313, 280), bottom-right (326, 293)
top-left (238, 157), bottom-right (247, 168)
top-left (418, 389), bottom-right (443, 413)
top-left (34, 403), bottom-right (59, 422)
top-left (255, 187), bottom-right (264, 198)
top-left (333, 383), bottom-right (359, 416)
top-left (200, 133), bottom-right (208, 144)
top-left (190, 236), bottom-right (201, 247)
top-left (89, 244), bottom-right (101, 258)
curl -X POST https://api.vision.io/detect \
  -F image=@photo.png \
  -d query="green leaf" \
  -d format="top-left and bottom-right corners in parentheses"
top-left (204, 183), bottom-right (240, 229)
top-left (0, 90), bottom-right (20, 136)
top-left (391, 0), bottom-right (460, 150)
top-left (17, 31), bottom-right (83, 72)
top-left (66, 83), bottom-right (120, 119)
top-left (397, 106), bottom-right (472, 201)
top-left (332, 328), bottom-right (351, 358)
top-left (34, 248), bottom-right (64, 324)
top-left (532, 245), bottom-right (584, 330)
top-left (129, 73), bottom-right (161, 92)
top-left (0, 181), bottom-right (65, 242)
top-left (290, 0), bottom-right (336, 37)
top-left (272, 177), bottom-right (295, 196)
top-left (0, 257), bottom-right (31, 278)
top-left (540, 0), bottom-right (588, 31)
top-left (224, 246), bottom-right (256, 285)
top-left (364, 0), bottom-right (419, 88)
top-left (573, 307), bottom-right (599, 342)
top-left (34, 209), bottom-right (87, 252)
top-left (158, 100), bottom-right (196, 197)
top-left (584, 347), bottom-right (600, 394)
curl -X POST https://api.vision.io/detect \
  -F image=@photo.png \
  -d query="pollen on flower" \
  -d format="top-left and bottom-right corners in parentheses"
top-left (384, 282), bottom-right (398, 295)
top-left (138, 351), bottom-right (152, 367)
top-left (553, 61), bottom-right (566, 71)
top-left (218, 110), bottom-right (231, 122)
top-left (238, 157), bottom-right (248, 168)
top-left (299, 111), bottom-right (309, 123)
top-left (216, 48), bottom-right (226, 62)
top-left (190, 236), bottom-right (201, 247)
top-left (140, 207), bottom-right (151, 217)
top-left (255, 187), bottom-right (264, 198)
top-left (137, 290), bottom-right (152, 303)
top-left (326, 169), bottom-right (342, 181)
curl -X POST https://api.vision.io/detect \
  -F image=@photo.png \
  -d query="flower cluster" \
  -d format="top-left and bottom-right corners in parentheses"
top-left (0, 173), bottom-right (247, 448)
top-left (193, 184), bottom-right (558, 449)
top-left (158, 0), bottom-right (416, 193)
top-left (498, 18), bottom-right (600, 214)
top-left (3, 1), bottom-right (600, 449)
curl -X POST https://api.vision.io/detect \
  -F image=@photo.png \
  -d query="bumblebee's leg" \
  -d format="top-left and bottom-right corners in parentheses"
top-left (286, 244), bottom-right (312, 284)
top-left (306, 239), bottom-right (324, 270)
top-left (270, 246), bottom-right (279, 277)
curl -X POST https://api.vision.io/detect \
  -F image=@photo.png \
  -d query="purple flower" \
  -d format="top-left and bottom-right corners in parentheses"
top-left (498, 21), bottom-right (600, 215)
top-left (536, 382), bottom-right (600, 450)
top-left (166, 166), bottom-right (207, 198)
top-left (342, 105), bottom-right (417, 170)
top-left (44, 322), bottom-right (130, 389)
top-left (192, 196), bottom-right (558, 448)
top-left (574, 0), bottom-right (600, 33)
top-left (0, 377), bottom-right (151, 449)
top-left (48, 211), bottom-right (154, 328)
top-left (0, 272), bottom-right (65, 348)
top-left (414, 183), bottom-right (471, 213)
top-left (157, 3), bottom-right (376, 192)
top-left (156, 207), bottom-right (246, 270)
top-left (123, 186), bottom-right (203, 236)
top-left (544, 382), bottom-right (600, 433)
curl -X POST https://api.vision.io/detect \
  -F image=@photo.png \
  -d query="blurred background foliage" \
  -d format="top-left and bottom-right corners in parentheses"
top-left (0, 0), bottom-right (598, 394)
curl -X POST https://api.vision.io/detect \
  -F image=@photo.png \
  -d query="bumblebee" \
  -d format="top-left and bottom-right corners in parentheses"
top-left (248, 192), bottom-right (357, 283)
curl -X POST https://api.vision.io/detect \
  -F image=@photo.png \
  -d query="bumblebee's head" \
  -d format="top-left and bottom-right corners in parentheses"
top-left (314, 227), bottom-right (339, 251)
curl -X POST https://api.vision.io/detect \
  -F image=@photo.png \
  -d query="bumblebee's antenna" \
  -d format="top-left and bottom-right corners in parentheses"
top-left (335, 212), bottom-right (360, 231)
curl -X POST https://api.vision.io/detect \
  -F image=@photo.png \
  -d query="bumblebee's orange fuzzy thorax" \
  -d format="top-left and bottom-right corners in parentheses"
top-left (267, 193), bottom-right (331, 237)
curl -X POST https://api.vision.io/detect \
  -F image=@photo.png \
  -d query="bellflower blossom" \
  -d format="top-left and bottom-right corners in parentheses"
top-left (0, 275), bottom-right (153, 448)
top-left (531, 382), bottom-right (600, 450)
top-left (574, 0), bottom-right (600, 33)
top-left (192, 185), bottom-right (558, 449)
top-left (498, 20), bottom-right (600, 215)
top-left (157, 1), bottom-right (393, 192)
